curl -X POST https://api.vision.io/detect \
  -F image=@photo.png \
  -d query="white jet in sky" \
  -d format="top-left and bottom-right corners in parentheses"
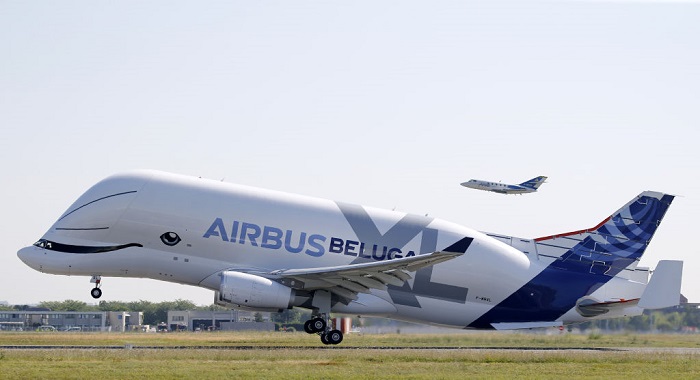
top-left (18, 170), bottom-right (681, 345)
top-left (461, 176), bottom-right (547, 194)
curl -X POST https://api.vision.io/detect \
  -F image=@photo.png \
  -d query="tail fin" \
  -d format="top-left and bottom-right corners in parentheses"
top-left (535, 191), bottom-right (675, 276)
top-left (469, 191), bottom-right (675, 328)
top-left (519, 176), bottom-right (547, 190)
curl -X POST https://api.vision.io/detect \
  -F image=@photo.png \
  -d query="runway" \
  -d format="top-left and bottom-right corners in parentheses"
top-left (0, 344), bottom-right (614, 350)
top-left (2, 345), bottom-right (698, 354)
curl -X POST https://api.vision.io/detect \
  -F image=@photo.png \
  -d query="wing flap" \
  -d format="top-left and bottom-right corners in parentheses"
top-left (345, 275), bottom-right (387, 290)
top-left (323, 278), bottom-right (372, 294)
top-left (368, 272), bottom-right (405, 287)
top-left (385, 269), bottom-right (412, 282)
top-left (269, 251), bottom-right (463, 299)
top-left (328, 286), bottom-right (359, 301)
top-left (272, 251), bottom-right (462, 278)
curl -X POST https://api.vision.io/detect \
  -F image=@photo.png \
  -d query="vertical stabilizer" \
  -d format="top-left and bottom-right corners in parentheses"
top-left (535, 191), bottom-right (675, 276)
top-left (519, 176), bottom-right (547, 190)
top-left (469, 191), bottom-right (676, 328)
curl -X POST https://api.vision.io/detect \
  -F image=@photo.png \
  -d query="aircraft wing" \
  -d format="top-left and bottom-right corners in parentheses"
top-left (268, 251), bottom-right (463, 302)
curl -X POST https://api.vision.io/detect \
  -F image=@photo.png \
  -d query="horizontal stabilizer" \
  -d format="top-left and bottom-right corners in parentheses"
top-left (638, 260), bottom-right (683, 309)
top-left (575, 297), bottom-right (639, 317)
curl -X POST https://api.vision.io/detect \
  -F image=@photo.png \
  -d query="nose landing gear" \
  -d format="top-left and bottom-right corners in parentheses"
top-left (90, 275), bottom-right (102, 299)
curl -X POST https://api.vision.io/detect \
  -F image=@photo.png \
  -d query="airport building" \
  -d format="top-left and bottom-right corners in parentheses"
top-left (167, 310), bottom-right (274, 332)
top-left (0, 310), bottom-right (143, 332)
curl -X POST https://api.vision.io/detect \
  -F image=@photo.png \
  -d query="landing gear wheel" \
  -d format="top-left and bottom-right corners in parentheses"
top-left (311, 317), bottom-right (326, 332)
top-left (90, 287), bottom-right (102, 299)
top-left (326, 329), bottom-right (343, 345)
top-left (304, 320), bottom-right (315, 334)
top-left (90, 276), bottom-right (102, 299)
top-left (320, 332), bottom-right (330, 345)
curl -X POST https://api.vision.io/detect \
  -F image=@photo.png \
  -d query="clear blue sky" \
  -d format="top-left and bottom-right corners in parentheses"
top-left (2, 0), bottom-right (698, 306)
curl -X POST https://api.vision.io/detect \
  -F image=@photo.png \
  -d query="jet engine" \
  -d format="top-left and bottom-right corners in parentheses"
top-left (215, 271), bottom-right (295, 311)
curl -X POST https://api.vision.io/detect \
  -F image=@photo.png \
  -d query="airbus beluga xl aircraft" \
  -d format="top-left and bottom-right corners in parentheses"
top-left (18, 170), bottom-right (682, 345)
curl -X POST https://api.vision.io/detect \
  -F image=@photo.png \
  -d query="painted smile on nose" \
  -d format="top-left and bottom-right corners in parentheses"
top-left (31, 239), bottom-right (143, 254)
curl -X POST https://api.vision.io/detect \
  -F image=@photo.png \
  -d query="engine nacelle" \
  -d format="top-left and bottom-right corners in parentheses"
top-left (216, 271), bottom-right (294, 311)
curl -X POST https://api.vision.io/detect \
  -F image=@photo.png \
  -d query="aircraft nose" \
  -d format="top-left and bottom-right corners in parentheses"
top-left (17, 246), bottom-right (41, 270)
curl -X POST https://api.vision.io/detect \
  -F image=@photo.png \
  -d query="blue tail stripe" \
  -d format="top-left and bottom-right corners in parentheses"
top-left (468, 193), bottom-right (673, 329)
top-left (519, 176), bottom-right (545, 189)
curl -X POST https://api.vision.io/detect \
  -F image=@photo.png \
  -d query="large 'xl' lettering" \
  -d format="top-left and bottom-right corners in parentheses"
top-left (335, 202), bottom-right (470, 308)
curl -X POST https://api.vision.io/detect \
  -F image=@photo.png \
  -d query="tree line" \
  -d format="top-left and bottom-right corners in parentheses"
top-left (578, 305), bottom-right (700, 332)
top-left (2, 301), bottom-right (698, 332)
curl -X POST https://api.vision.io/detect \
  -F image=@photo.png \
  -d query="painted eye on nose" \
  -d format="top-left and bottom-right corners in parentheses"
top-left (160, 232), bottom-right (181, 246)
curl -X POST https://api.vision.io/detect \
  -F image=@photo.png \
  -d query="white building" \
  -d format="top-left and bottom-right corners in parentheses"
top-left (0, 311), bottom-right (143, 331)
top-left (167, 310), bottom-right (273, 331)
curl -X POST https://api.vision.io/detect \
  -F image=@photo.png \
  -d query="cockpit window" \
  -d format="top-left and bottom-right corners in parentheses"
top-left (34, 239), bottom-right (50, 249)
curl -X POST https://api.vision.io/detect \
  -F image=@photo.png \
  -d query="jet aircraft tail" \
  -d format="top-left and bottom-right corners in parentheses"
top-left (519, 176), bottom-right (547, 190)
top-left (470, 191), bottom-right (677, 329)
top-left (535, 191), bottom-right (675, 276)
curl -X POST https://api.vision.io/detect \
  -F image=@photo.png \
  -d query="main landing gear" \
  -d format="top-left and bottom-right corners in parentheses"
top-left (90, 275), bottom-right (102, 299)
top-left (304, 290), bottom-right (343, 345)
top-left (303, 314), bottom-right (343, 345)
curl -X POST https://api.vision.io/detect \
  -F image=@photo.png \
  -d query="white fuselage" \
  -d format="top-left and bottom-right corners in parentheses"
top-left (18, 170), bottom-right (650, 329)
top-left (461, 179), bottom-right (534, 194)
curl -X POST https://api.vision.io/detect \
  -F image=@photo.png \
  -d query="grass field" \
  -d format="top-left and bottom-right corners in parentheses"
top-left (1, 332), bottom-right (699, 379)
